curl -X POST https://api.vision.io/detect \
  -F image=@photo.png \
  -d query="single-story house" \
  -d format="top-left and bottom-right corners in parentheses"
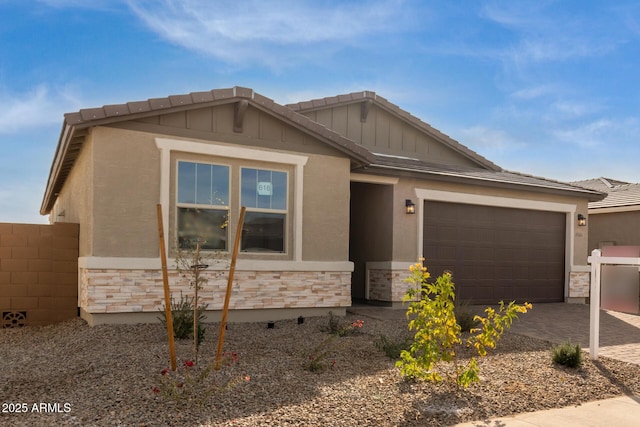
top-left (571, 177), bottom-right (640, 313)
top-left (41, 86), bottom-right (604, 325)
top-left (571, 177), bottom-right (640, 250)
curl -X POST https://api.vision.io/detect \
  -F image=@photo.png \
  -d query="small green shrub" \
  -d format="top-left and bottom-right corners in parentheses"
top-left (158, 292), bottom-right (208, 346)
top-left (326, 311), bottom-right (341, 335)
top-left (304, 336), bottom-right (337, 373)
top-left (552, 341), bottom-right (583, 368)
top-left (374, 335), bottom-right (411, 360)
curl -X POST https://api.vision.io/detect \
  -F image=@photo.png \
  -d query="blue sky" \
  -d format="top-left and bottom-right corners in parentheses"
top-left (2, 0), bottom-right (640, 223)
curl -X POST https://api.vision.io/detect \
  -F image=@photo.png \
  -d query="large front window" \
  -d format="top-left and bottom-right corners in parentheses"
top-left (177, 161), bottom-right (229, 250)
top-left (241, 168), bottom-right (287, 253)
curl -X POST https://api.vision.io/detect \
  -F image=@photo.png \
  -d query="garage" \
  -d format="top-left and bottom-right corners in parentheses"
top-left (423, 201), bottom-right (566, 304)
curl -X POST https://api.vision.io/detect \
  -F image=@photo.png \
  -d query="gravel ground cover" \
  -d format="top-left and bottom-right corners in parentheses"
top-left (1, 314), bottom-right (639, 426)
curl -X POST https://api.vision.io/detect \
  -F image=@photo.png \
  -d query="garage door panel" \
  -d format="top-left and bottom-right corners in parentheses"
top-left (423, 201), bottom-right (565, 304)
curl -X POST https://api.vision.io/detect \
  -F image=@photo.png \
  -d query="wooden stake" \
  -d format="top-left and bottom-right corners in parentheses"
top-left (193, 241), bottom-right (200, 365)
top-left (157, 204), bottom-right (177, 371)
top-left (215, 206), bottom-right (246, 370)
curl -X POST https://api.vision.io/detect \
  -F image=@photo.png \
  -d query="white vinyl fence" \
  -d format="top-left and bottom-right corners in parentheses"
top-left (587, 248), bottom-right (640, 360)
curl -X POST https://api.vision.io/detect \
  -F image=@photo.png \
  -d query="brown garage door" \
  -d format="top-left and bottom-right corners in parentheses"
top-left (423, 201), bottom-right (565, 304)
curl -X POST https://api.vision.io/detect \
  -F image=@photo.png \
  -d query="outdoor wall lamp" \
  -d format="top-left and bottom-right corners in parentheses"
top-left (577, 214), bottom-right (587, 227)
top-left (405, 199), bottom-right (416, 214)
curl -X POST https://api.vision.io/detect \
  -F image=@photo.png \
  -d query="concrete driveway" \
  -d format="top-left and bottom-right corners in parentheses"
top-left (348, 302), bottom-right (640, 365)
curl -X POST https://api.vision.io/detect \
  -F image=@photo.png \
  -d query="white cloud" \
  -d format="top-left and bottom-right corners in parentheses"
top-left (510, 85), bottom-right (557, 100)
top-left (481, 1), bottom-right (622, 65)
top-left (126, 0), bottom-right (412, 68)
top-left (551, 118), bottom-right (639, 148)
top-left (458, 125), bottom-right (524, 152)
top-left (549, 100), bottom-right (602, 120)
top-left (0, 85), bottom-right (82, 134)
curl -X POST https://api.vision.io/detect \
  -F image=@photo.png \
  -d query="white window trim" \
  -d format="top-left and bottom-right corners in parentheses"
top-left (156, 137), bottom-right (308, 261)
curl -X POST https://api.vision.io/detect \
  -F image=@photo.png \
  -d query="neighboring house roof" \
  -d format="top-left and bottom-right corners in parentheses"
top-left (572, 177), bottom-right (640, 210)
top-left (40, 86), bottom-right (374, 215)
top-left (41, 86), bottom-right (605, 215)
top-left (287, 91), bottom-right (501, 172)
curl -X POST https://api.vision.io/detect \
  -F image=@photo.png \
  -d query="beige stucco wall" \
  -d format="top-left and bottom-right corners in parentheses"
top-left (302, 155), bottom-right (351, 261)
top-left (74, 109), bottom-right (351, 261)
top-left (92, 127), bottom-right (161, 257)
top-left (51, 134), bottom-right (94, 257)
top-left (588, 210), bottom-right (640, 251)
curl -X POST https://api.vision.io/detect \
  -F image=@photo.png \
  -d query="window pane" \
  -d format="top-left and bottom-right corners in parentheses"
top-left (179, 162), bottom-right (229, 207)
top-left (257, 169), bottom-right (272, 209)
top-left (177, 207), bottom-right (228, 250)
top-left (241, 168), bottom-right (287, 210)
top-left (241, 212), bottom-right (285, 253)
top-left (211, 165), bottom-right (229, 206)
top-left (241, 168), bottom-right (257, 208)
top-left (177, 162), bottom-right (196, 204)
top-left (195, 163), bottom-right (212, 205)
top-left (271, 171), bottom-right (287, 210)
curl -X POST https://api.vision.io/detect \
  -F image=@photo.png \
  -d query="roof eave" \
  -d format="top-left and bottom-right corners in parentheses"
top-left (40, 122), bottom-right (74, 215)
top-left (41, 87), bottom-right (375, 214)
top-left (362, 164), bottom-right (605, 201)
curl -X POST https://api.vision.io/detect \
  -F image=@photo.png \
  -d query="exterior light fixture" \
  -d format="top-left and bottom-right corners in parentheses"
top-left (577, 214), bottom-right (587, 227)
top-left (405, 199), bottom-right (416, 214)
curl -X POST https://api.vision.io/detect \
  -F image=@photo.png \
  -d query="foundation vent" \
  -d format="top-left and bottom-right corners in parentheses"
top-left (2, 311), bottom-right (27, 328)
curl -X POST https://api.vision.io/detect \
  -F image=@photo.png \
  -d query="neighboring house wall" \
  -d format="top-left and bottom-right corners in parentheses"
top-left (588, 210), bottom-right (640, 250)
top-left (0, 222), bottom-right (78, 327)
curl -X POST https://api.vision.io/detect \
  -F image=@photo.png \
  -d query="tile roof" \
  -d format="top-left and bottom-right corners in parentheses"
top-left (287, 91), bottom-right (502, 172)
top-left (571, 177), bottom-right (640, 210)
top-left (41, 86), bottom-right (606, 215)
top-left (41, 87), bottom-right (374, 215)
top-left (368, 154), bottom-right (604, 199)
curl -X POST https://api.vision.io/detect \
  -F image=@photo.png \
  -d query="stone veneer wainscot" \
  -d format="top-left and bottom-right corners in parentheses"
top-left (79, 268), bottom-right (351, 314)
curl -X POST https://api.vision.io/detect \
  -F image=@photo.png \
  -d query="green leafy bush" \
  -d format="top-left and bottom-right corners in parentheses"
top-left (551, 341), bottom-right (583, 368)
top-left (396, 260), bottom-right (532, 387)
top-left (158, 292), bottom-right (208, 346)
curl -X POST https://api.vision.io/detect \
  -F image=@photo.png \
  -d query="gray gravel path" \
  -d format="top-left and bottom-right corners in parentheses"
top-left (1, 314), bottom-right (639, 426)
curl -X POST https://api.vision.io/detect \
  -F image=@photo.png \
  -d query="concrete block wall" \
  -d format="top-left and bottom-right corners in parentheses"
top-left (0, 222), bottom-right (79, 327)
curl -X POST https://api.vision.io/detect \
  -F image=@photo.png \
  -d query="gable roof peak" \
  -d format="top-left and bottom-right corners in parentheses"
top-left (287, 90), bottom-right (502, 172)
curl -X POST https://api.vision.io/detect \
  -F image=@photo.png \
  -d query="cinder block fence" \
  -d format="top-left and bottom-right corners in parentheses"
top-left (0, 222), bottom-right (79, 327)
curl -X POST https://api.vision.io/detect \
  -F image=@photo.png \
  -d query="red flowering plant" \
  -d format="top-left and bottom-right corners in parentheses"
top-left (326, 312), bottom-right (365, 337)
top-left (154, 356), bottom-right (250, 406)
